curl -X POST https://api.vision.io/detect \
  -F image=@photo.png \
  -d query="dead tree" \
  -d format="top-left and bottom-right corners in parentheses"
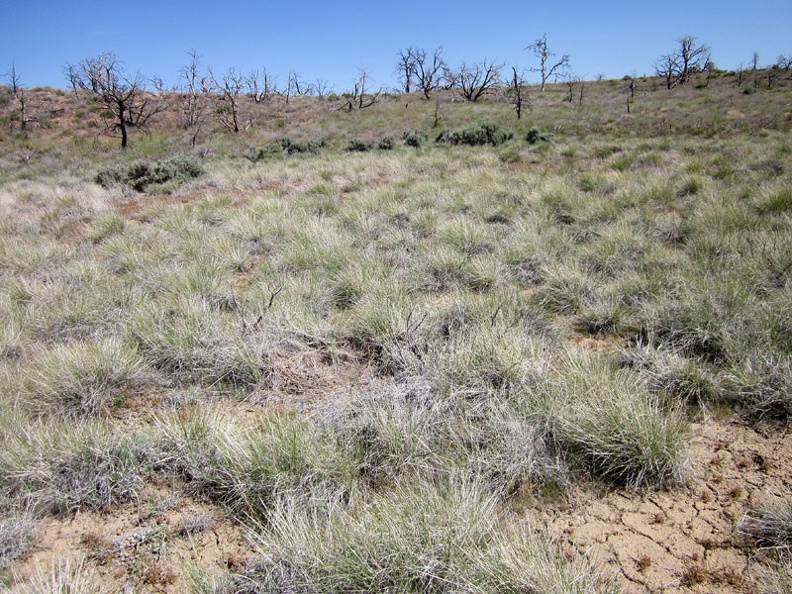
top-left (413, 47), bottom-right (448, 99)
top-left (395, 47), bottom-right (416, 93)
top-left (313, 79), bottom-right (333, 98)
top-left (456, 59), bottom-right (503, 102)
top-left (209, 67), bottom-right (250, 133)
top-left (284, 70), bottom-right (310, 103)
top-left (510, 66), bottom-right (527, 119)
top-left (655, 36), bottom-right (710, 89)
top-left (65, 53), bottom-right (165, 148)
top-left (179, 49), bottom-right (208, 130)
top-left (7, 62), bottom-right (29, 131)
top-left (343, 68), bottom-right (381, 111)
top-left (526, 34), bottom-right (570, 91)
top-left (247, 68), bottom-right (276, 103)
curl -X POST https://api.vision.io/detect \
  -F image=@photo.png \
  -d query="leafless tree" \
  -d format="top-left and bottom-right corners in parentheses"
top-left (509, 66), bottom-right (528, 119)
top-left (456, 59), bottom-right (503, 102)
top-left (655, 35), bottom-right (710, 89)
top-left (565, 75), bottom-right (584, 105)
top-left (778, 54), bottom-right (792, 70)
top-left (752, 52), bottom-right (760, 89)
top-left (65, 52), bottom-right (165, 148)
top-left (6, 62), bottom-right (29, 131)
top-left (247, 68), bottom-right (276, 103)
top-left (8, 61), bottom-right (21, 97)
top-left (284, 70), bottom-right (310, 103)
top-left (209, 67), bottom-right (252, 133)
top-left (343, 67), bottom-right (381, 111)
top-left (526, 34), bottom-right (570, 91)
top-left (413, 47), bottom-right (448, 99)
top-left (179, 49), bottom-right (207, 130)
top-left (313, 78), bottom-right (333, 98)
top-left (395, 47), bottom-right (416, 93)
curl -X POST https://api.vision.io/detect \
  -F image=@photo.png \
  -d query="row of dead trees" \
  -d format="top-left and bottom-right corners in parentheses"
top-left (6, 39), bottom-right (791, 148)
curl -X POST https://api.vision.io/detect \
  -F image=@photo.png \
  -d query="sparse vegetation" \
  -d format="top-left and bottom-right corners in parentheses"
top-left (1, 71), bottom-right (791, 593)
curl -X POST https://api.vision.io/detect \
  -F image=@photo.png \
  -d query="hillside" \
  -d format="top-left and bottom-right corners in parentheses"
top-left (1, 72), bottom-right (791, 594)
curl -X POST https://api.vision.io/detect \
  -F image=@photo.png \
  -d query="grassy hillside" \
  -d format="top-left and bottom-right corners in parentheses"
top-left (1, 72), bottom-right (791, 593)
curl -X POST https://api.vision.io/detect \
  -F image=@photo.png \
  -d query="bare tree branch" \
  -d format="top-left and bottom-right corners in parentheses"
top-left (526, 34), bottom-right (570, 91)
top-left (456, 59), bottom-right (503, 102)
top-left (395, 47), bottom-right (415, 93)
top-left (179, 49), bottom-right (208, 130)
top-left (208, 67), bottom-right (255, 133)
top-left (509, 66), bottom-right (528, 119)
top-left (655, 35), bottom-right (710, 89)
top-left (247, 68), bottom-right (276, 103)
top-left (413, 47), bottom-right (448, 100)
top-left (65, 52), bottom-right (165, 148)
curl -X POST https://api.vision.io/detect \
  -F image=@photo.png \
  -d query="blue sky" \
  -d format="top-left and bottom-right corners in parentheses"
top-left (2, 0), bottom-right (790, 91)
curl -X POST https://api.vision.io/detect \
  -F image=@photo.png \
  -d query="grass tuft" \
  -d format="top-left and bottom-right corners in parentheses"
top-left (19, 338), bottom-right (142, 417)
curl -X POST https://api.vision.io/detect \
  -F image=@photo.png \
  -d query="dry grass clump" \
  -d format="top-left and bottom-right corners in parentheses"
top-left (545, 353), bottom-right (692, 489)
top-left (230, 479), bottom-right (617, 594)
top-left (18, 337), bottom-right (142, 417)
top-left (10, 556), bottom-right (107, 594)
top-left (0, 420), bottom-right (154, 515)
top-left (739, 499), bottom-right (792, 553)
top-left (0, 516), bottom-right (36, 569)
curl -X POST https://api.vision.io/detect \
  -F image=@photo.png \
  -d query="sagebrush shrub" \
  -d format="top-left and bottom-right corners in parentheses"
top-left (436, 122), bottom-right (513, 146)
top-left (95, 156), bottom-right (202, 191)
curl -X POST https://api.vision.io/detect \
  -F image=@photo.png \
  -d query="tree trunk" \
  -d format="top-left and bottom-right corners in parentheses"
top-left (118, 102), bottom-right (128, 148)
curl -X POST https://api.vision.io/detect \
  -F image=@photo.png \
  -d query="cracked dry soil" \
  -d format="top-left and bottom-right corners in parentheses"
top-left (521, 418), bottom-right (792, 594)
top-left (5, 419), bottom-right (790, 593)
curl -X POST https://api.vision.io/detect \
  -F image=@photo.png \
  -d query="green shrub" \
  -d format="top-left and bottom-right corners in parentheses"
top-left (346, 138), bottom-right (373, 152)
top-left (377, 136), bottom-right (395, 150)
top-left (280, 136), bottom-right (325, 154)
top-left (95, 155), bottom-right (203, 191)
top-left (402, 130), bottom-right (427, 148)
top-left (244, 144), bottom-right (281, 162)
top-left (436, 122), bottom-right (513, 146)
top-left (526, 127), bottom-right (554, 144)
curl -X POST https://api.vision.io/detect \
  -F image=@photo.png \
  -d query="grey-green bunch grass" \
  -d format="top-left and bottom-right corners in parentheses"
top-left (546, 353), bottom-right (691, 489)
top-left (19, 337), bottom-right (142, 418)
top-left (240, 478), bottom-right (617, 594)
top-left (0, 420), bottom-right (153, 515)
top-left (130, 297), bottom-right (263, 390)
top-left (154, 409), bottom-right (354, 522)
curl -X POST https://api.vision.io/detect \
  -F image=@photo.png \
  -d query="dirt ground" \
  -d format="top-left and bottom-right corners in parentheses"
top-left (5, 417), bottom-right (788, 593)
top-left (521, 418), bottom-right (792, 594)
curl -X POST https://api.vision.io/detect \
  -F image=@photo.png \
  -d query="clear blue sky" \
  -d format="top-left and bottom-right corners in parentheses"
top-left (2, 0), bottom-right (790, 91)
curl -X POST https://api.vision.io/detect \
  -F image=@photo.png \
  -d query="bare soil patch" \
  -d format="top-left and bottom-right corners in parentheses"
top-left (520, 419), bottom-right (792, 593)
top-left (6, 484), bottom-right (249, 593)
